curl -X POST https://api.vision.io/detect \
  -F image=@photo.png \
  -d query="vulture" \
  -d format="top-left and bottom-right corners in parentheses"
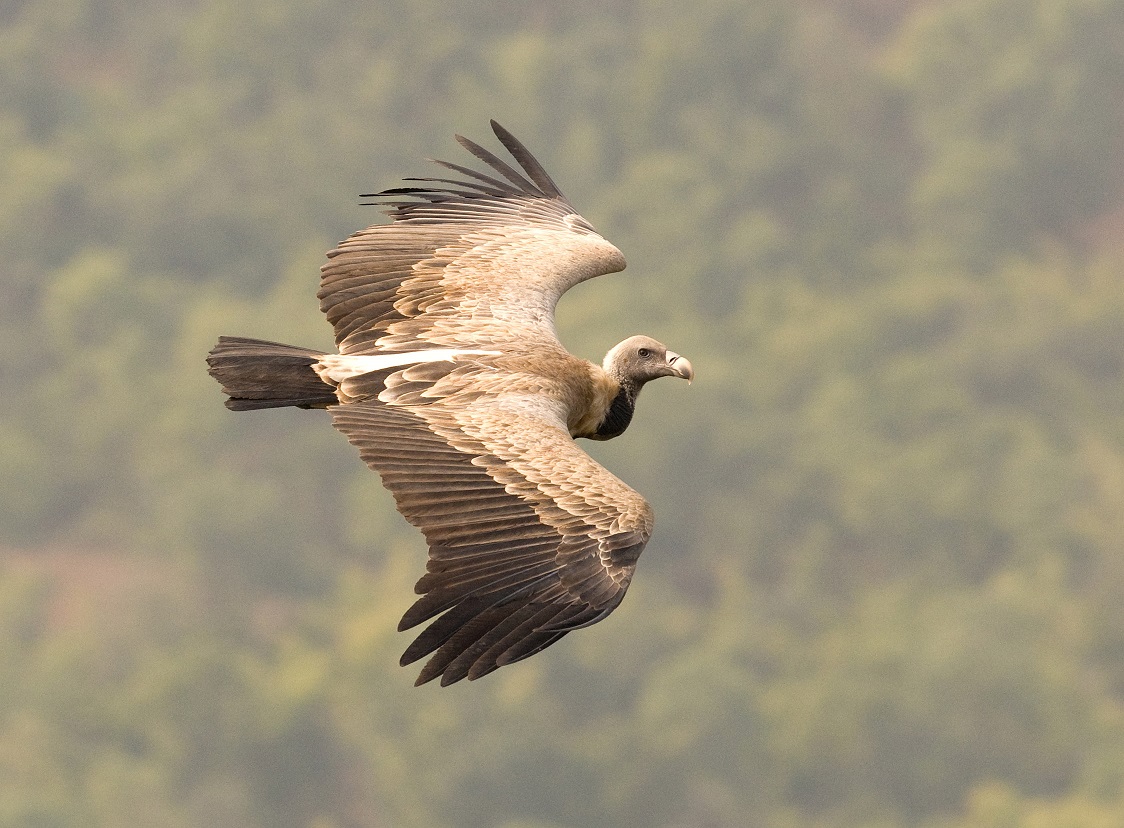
top-left (206, 121), bottom-right (693, 686)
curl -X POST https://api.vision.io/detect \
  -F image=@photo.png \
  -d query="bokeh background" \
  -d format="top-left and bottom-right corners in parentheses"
top-left (3, 1), bottom-right (1124, 825)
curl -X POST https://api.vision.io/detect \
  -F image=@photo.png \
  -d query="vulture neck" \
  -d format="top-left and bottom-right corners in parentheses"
top-left (591, 376), bottom-right (641, 441)
top-left (594, 384), bottom-right (637, 439)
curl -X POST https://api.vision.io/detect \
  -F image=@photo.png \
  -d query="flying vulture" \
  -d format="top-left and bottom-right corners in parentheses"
top-left (207, 121), bottom-right (693, 686)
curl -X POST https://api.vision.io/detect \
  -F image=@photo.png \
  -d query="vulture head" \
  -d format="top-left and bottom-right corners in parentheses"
top-left (588, 335), bottom-right (693, 441)
top-left (603, 335), bottom-right (694, 388)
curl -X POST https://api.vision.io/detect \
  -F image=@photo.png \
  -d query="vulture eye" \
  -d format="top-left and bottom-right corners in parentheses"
top-left (637, 347), bottom-right (651, 358)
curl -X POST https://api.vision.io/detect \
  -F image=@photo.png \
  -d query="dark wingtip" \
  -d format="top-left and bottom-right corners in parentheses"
top-left (453, 132), bottom-right (541, 194)
top-left (489, 120), bottom-right (563, 199)
top-left (359, 120), bottom-right (573, 215)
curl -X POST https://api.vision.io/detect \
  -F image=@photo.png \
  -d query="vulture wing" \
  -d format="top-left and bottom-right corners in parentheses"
top-left (319, 120), bottom-right (626, 355)
top-left (329, 373), bottom-right (653, 686)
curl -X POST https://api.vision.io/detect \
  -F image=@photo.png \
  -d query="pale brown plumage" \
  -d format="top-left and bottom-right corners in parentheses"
top-left (207, 121), bottom-right (693, 685)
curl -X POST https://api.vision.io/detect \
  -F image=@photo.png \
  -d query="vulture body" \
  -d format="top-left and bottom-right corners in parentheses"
top-left (207, 121), bottom-right (693, 686)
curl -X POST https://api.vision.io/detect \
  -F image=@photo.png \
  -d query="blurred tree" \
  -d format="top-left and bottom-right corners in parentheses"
top-left (2, 0), bottom-right (1124, 825)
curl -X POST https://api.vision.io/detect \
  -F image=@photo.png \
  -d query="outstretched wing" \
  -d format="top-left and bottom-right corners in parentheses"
top-left (318, 120), bottom-right (626, 356)
top-left (329, 384), bottom-right (653, 686)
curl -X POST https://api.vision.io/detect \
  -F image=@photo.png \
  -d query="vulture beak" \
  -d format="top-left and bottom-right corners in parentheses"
top-left (666, 351), bottom-right (694, 384)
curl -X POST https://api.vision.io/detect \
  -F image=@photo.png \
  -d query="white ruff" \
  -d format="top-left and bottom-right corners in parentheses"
top-left (314, 349), bottom-right (501, 383)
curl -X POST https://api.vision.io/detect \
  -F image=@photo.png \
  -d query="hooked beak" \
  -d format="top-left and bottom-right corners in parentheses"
top-left (666, 351), bottom-right (694, 384)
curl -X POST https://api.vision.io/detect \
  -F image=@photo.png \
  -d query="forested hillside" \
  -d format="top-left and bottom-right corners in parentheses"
top-left (3, 0), bottom-right (1124, 825)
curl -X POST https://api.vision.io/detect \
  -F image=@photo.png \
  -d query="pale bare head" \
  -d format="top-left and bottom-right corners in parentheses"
top-left (602, 335), bottom-right (694, 387)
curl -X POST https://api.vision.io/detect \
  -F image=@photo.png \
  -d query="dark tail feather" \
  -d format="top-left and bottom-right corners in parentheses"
top-left (206, 336), bottom-right (337, 411)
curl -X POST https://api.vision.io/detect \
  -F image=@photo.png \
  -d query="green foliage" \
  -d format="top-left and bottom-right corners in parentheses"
top-left (2, 0), bottom-right (1124, 825)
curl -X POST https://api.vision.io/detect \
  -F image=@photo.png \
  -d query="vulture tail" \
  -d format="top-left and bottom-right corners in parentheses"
top-left (206, 336), bottom-right (337, 411)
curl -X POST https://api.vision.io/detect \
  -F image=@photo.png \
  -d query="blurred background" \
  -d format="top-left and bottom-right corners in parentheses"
top-left (3, 0), bottom-right (1124, 825)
